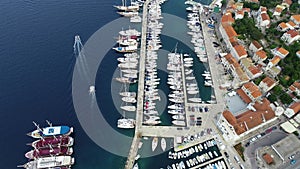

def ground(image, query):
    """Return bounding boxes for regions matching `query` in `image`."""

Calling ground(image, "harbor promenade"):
[124,0,149,168]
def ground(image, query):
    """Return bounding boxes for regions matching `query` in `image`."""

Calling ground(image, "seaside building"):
[238,82,262,103]
[221,53,250,88]
[266,55,281,71]
[219,98,276,141]
[259,76,277,93]
[281,29,300,45]
[283,102,300,118]
[232,44,248,61]
[240,58,263,79]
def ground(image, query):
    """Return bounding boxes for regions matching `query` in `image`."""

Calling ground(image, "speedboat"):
[172,120,185,126]
[188,98,202,103]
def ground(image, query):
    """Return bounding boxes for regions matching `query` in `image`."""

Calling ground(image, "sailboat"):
[152,137,158,151]
[114,0,140,11]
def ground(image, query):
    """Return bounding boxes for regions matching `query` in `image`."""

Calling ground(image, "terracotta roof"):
[235,98,275,134]
[275,6,283,13]
[237,89,252,104]
[223,110,237,125]
[251,40,262,49]
[286,29,299,38]
[255,50,267,60]
[278,22,288,29]
[248,65,261,75]
[224,53,238,64]
[237,10,244,16]
[287,21,297,27]
[270,56,281,65]
[261,13,270,21]
[290,102,300,114]
[234,45,248,58]
[297,51,300,55]
[277,47,289,56]
[221,13,235,25]
[284,0,293,5]
[290,82,300,92]
[261,76,276,87]
[260,6,267,13]
[263,154,274,164]
[230,37,239,46]
[291,15,300,23]
[223,25,238,38]
[243,8,251,13]
[243,82,262,99]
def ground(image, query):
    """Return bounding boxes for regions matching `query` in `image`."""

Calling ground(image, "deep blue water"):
[0,0,211,168]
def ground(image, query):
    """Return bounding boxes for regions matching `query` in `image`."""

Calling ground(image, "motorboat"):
[188,98,202,103]
[152,137,158,151]
[120,105,136,112]
[161,138,166,151]
[117,118,135,128]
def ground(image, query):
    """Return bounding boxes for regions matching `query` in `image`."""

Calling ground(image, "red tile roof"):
[223,25,238,38]
[284,0,293,5]
[286,29,299,38]
[287,21,296,27]
[261,76,276,87]
[270,56,281,65]
[263,154,274,164]
[278,22,288,29]
[255,50,267,60]
[248,65,261,75]
[277,47,289,56]
[290,102,300,114]
[237,89,252,104]
[291,15,300,23]
[224,53,238,64]
[234,45,248,58]
[251,40,262,49]
[223,98,275,135]
[243,82,262,99]
[261,13,270,21]
[221,13,235,25]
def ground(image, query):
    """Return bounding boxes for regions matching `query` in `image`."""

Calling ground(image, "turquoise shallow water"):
[0,0,212,168]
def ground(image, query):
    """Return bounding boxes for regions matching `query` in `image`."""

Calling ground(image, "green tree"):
[279,93,293,105]
[268,94,277,102]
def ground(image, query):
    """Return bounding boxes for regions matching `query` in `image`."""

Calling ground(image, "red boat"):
[30,136,74,149]
[25,146,73,159]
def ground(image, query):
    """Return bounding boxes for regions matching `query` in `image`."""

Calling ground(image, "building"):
[249,40,263,52]
[221,54,250,88]
[271,47,289,59]
[282,0,293,8]
[284,102,300,118]
[257,6,270,28]
[290,14,300,25]
[297,51,300,58]
[240,58,262,79]
[287,21,297,29]
[289,81,300,96]
[232,45,248,60]
[262,153,274,165]
[253,50,267,63]
[273,5,285,17]
[266,55,281,70]
[221,12,235,25]
[220,98,275,140]
[219,24,238,51]
[267,66,282,78]
[238,82,262,103]
[277,22,289,32]
[259,76,277,93]
[281,29,300,44]
[235,10,244,20]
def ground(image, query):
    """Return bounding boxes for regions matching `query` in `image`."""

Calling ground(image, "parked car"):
[224,151,229,158]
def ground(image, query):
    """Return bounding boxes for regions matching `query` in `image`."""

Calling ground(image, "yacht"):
[18,156,75,169]
[133,163,139,169]
[122,97,137,103]
[120,105,136,112]
[172,120,185,126]
[188,98,202,103]
[172,114,185,120]
[117,118,135,129]
[117,11,139,17]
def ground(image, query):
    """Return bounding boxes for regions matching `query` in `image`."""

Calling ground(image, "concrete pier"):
[124,0,149,168]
